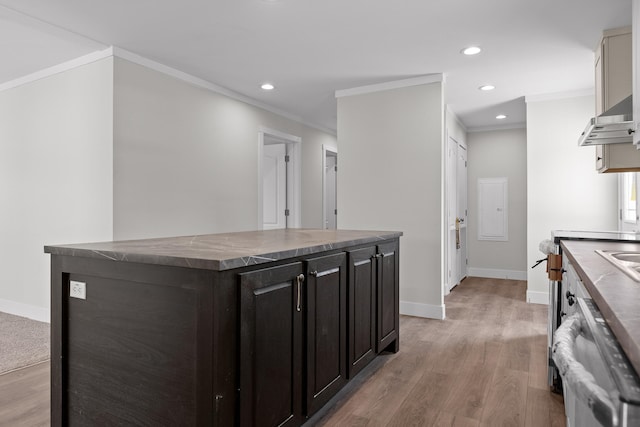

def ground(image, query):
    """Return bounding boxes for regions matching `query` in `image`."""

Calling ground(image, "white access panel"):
[478,177,508,241]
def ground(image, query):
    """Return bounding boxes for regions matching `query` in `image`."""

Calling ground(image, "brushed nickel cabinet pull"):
[296,274,305,312]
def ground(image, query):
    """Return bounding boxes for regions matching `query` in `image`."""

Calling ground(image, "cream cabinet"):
[595,27,632,115]
[596,143,640,173]
[594,27,640,172]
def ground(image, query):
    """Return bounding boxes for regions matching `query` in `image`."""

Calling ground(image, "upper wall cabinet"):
[596,26,632,115]
[594,26,640,173]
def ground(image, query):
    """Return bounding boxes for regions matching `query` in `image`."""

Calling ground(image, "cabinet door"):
[347,246,377,378]
[595,39,604,116]
[305,253,347,415]
[239,262,304,427]
[596,145,605,172]
[377,241,400,353]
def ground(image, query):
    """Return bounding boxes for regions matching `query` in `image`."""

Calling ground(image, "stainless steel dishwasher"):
[553,297,640,427]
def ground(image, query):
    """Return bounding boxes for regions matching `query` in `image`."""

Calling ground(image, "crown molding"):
[525,89,594,103]
[0,47,113,93]
[466,122,527,133]
[112,47,336,136]
[335,74,444,98]
[0,45,336,136]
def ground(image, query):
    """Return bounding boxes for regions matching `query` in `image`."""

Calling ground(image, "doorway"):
[323,145,338,229]
[446,135,468,293]
[258,127,301,230]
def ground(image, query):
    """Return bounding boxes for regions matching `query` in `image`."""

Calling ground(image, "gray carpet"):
[0,311,50,374]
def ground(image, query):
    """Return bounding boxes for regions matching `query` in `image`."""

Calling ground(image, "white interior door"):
[447,136,468,293]
[457,145,468,280]
[263,143,287,230]
[325,154,337,229]
[447,137,458,292]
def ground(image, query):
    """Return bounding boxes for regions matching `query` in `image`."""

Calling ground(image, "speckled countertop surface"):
[561,239,640,375]
[44,229,402,271]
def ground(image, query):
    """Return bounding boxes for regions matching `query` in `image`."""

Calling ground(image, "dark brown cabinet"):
[377,241,399,353]
[347,241,399,378]
[347,246,377,377]
[239,253,348,426]
[239,262,305,427]
[304,253,347,415]
[46,230,400,427]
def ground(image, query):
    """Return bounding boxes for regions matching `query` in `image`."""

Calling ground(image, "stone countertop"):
[560,239,640,376]
[44,229,402,271]
[553,230,640,243]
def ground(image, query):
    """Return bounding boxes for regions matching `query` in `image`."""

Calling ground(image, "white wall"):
[0,53,337,319]
[337,81,445,319]
[446,107,467,146]
[526,94,617,303]
[113,58,336,239]
[0,58,114,321]
[467,128,527,279]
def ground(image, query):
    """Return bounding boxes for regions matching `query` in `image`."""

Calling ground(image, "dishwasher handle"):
[552,313,619,427]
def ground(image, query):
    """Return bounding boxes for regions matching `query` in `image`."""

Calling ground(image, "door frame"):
[258,127,302,229]
[445,132,468,295]
[322,144,338,229]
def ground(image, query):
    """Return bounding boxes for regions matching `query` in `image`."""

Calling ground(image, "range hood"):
[578,95,634,146]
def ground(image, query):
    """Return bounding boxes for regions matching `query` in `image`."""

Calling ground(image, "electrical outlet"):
[70,280,86,300]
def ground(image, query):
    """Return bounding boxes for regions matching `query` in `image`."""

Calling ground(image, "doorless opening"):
[258,127,301,230]
[322,145,338,229]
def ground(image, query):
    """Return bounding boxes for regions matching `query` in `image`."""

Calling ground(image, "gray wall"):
[467,128,527,277]
[0,58,114,320]
[337,82,445,318]
[113,58,336,239]
[526,94,617,303]
[0,54,337,319]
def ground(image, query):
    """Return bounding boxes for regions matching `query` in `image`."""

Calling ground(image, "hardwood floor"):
[315,277,566,426]
[0,277,565,426]
[0,361,49,427]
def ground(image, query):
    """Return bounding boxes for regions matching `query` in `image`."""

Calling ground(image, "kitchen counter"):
[44,228,402,271]
[553,229,640,243]
[45,228,401,426]
[561,239,640,375]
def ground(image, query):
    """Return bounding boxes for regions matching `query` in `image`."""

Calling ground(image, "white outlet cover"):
[70,280,86,300]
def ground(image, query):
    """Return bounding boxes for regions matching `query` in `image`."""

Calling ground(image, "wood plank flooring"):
[0,277,565,426]
[0,361,49,427]
[315,277,566,426]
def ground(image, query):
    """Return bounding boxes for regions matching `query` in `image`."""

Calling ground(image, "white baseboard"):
[400,301,445,320]
[467,267,527,281]
[0,298,50,323]
[526,290,549,305]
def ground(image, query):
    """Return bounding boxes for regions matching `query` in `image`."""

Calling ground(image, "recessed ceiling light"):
[261,83,275,90]
[461,46,482,55]
[496,114,507,120]
[479,85,495,91]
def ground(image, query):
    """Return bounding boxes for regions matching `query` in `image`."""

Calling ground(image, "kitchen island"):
[45,229,402,426]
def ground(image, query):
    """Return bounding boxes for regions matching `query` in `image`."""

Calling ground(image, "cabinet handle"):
[597,156,602,161]
[296,274,305,312]
[309,270,318,277]
[629,128,635,135]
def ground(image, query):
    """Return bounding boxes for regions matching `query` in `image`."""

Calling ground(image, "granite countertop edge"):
[44,229,403,271]
[560,239,640,377]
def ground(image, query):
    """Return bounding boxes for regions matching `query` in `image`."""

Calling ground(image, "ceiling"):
[0,0,633,133]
